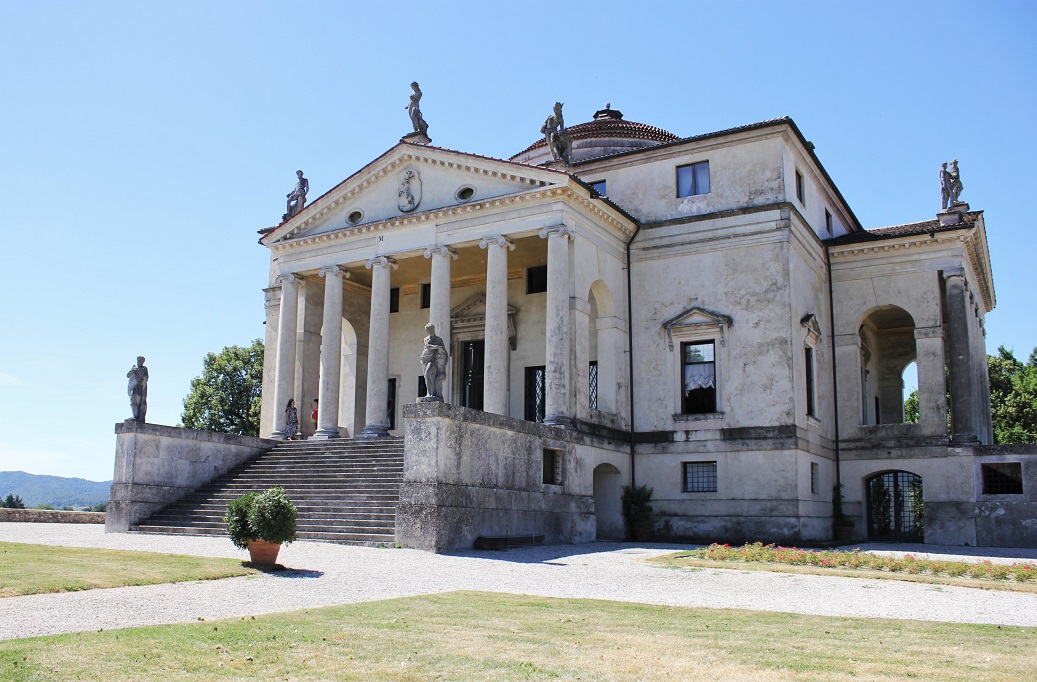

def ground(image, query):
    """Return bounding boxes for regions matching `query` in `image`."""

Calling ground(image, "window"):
[681,341,716,414]
[982,463,1024,495]
[525,366,546,422]
[683,461,718,492]
[386,378,397,430]
[795,169,805,204]
[588,361,598,410]
[825,209,833,236]
[389,287,400,313]
[805,347,816,418]
[810,462,819,495]
[543,448,563,485]
[526,265,547,294]
[590,180,606,196]
[419,283,431,309]
[418,375,427,399]
[677,161,710,197]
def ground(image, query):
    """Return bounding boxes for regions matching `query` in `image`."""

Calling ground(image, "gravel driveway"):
[3,522,1037,641]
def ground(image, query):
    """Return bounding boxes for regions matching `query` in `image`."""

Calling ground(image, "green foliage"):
[2,493,25,509]
[621,484,654,539]
[32,504,55,510]
[903,389,919,423]
[988,346,1037,444]
[180,339,264,436]
[224,488,297,549]
[90,502,107,512]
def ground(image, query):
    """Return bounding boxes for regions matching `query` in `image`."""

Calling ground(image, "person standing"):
[310,398,319,432]
[284,399,299,440]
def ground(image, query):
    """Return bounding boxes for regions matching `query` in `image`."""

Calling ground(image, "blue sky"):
[1,1,1034,482]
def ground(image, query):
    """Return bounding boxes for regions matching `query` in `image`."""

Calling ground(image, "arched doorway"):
[593,464,623,540]
[866,471,924,542]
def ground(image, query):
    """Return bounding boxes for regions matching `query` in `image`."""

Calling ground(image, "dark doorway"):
[461,340,485,410]
[866,471,924,542]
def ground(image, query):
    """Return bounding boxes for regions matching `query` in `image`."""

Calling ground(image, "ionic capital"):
[944,267,966,282]
[479,235,515,251]
[365,255,399,271]
[274,273,300,287]
[319,265,350,279]
[538,225,573,240]
[424,245,459,260]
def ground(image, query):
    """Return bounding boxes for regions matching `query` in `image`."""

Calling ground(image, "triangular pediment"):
[662,306,733,350]
[451,293,520,350]
[801,313,823,345]
[262,143,568,246]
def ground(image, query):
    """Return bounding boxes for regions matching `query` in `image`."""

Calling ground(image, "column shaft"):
[542,226,573,425]
[313,266,347,439]
[425,246,457,401]
[271,274,300,438]
[946,272,978,443]
[358,257,396,437]
[481,237,513,415]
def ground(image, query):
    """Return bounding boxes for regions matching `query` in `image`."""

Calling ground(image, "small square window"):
[389,287,400,313]
[590,180,606,196]
[982,463,1024,495]
[825,209,833,236]
[683,461,717,492]
[526,265,548,294]
[677,161,710,197]
[543,448,563,485]
[795,170,805,204]
[419,283,431,309]
[810,462,819,495]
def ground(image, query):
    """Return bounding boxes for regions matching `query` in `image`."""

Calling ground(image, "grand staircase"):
[129,438,405,545]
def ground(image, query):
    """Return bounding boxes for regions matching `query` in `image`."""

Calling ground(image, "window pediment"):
[662,306,732,350]
[451,293,520,350]
[801,313,823,347]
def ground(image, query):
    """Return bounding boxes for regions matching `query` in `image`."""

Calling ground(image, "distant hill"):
[0,472,111,508]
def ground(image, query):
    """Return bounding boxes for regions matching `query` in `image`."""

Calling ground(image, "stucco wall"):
[106,421,275,532]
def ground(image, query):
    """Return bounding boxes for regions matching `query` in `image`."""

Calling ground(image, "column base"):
[356,424,390,439]
[951,433,980,446]
[310,428,341,440]
[543,415,575,428]
[270,430,287,440]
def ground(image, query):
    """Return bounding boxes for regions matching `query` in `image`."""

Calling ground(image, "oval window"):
[455,186,476,202]
[347,210,364,225]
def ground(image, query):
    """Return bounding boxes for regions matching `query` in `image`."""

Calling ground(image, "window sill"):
[674,412,723,423]
[806,415,821,428]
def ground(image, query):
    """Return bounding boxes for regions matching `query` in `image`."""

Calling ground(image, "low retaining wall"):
[0,508,105,524]
[106,420,276,532]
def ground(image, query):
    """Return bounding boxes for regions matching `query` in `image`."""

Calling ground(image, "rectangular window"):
[825,209,833,236]
[810,462,819,494]
[795,169,805,204]
[982,463,1024,495]
[590,180,606,196]
[588,361,598,410]
[526,265,548,294]
[389,287,400,313]
[681,340,716,414]
[543,448,563,485]
[525,365,546,422]
[683,461,718,492]
[805,347,816,418]
[419,283,431,309]
[677,161,710,197]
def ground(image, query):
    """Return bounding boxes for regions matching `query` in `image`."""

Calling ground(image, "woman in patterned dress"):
[284,399,300,440]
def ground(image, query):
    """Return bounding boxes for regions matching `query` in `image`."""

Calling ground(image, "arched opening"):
[593,463,623,540]
[902,361,919,422]
[866,471,924,542]
[858,306,917,425]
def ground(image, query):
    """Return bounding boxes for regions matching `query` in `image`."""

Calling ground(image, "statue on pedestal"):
[419,323,448,402]
[406,82,429,138]
[127,356,149,422]
[541,102,572,165]
[284,170,309,221]
[940,159,964,210]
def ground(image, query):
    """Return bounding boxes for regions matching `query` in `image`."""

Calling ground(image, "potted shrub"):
[225,487,297,565]
[622,484,654,541]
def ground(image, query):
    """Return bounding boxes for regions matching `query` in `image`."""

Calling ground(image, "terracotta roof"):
[825,211,981,246]
[514,106,680,156]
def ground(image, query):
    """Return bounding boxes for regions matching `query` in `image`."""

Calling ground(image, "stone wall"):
[106,420,275,532]
[0,508,105,524]
[398,402,627,552]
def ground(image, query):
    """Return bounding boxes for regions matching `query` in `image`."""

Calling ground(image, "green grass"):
[0,591,1033,681]
[648,543,1037,593]
[0,542,255,597]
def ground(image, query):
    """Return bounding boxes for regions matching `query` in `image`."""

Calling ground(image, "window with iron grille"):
[525,366,546,422]
[543,448,563,485]
[419,283,431,309]
[526,265,547,294]
[589,361,598,410]
[682,461,717,492]
[982,463,1024,495]
[810,462,819,495]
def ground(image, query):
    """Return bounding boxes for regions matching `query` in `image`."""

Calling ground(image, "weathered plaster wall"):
[106,421,274,532]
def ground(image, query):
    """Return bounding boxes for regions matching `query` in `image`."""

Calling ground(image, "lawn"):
[0,542,255,597]
[0,591,1032,681]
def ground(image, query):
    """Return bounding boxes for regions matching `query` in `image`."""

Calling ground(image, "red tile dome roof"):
[512,105,680,159]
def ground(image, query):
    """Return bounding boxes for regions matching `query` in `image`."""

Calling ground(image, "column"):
[480,236,514,415]
[358,256,397,438]
[945,270,978,444]
[540,226,573,426]
[313,265,348,439]
[913,326,949,438]
[424,245,458,401]
[271,273,300,439]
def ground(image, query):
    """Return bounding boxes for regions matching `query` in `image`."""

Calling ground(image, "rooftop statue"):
[541,101,572,165]
[284,170,309,221]
[406,82,429,138]
[127,356,149,422]
[940,159,964,210]
[418,323,448,402]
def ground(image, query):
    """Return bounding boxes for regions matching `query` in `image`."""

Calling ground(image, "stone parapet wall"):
[0,508,105,524]
[106,420,276,533]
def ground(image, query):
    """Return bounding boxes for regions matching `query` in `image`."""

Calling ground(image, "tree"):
[904,390,920,423]
[988,346,1037,444]
[181,339,264,436]
[2,494,25,509]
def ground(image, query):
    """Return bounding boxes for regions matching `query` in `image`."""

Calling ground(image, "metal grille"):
[525,366,545,422]
[810,462,819,494]
[867,471,924,542]
[682,461,717,492]
[982,463,1024,495]
[588,361,598,410]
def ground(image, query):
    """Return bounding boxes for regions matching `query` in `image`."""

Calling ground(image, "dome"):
[510,104,680,166]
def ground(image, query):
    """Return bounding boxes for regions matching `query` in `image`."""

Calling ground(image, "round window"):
[455,186,476,202]
[347,210,364,225]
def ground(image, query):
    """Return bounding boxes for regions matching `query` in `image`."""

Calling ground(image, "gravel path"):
[3,523,1037,641]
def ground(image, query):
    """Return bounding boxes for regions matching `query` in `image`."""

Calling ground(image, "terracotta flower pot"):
[246,539,281,565]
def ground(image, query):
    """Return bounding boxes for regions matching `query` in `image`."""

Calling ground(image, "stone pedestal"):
[402,132,431,145]
[937,202,969,226]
